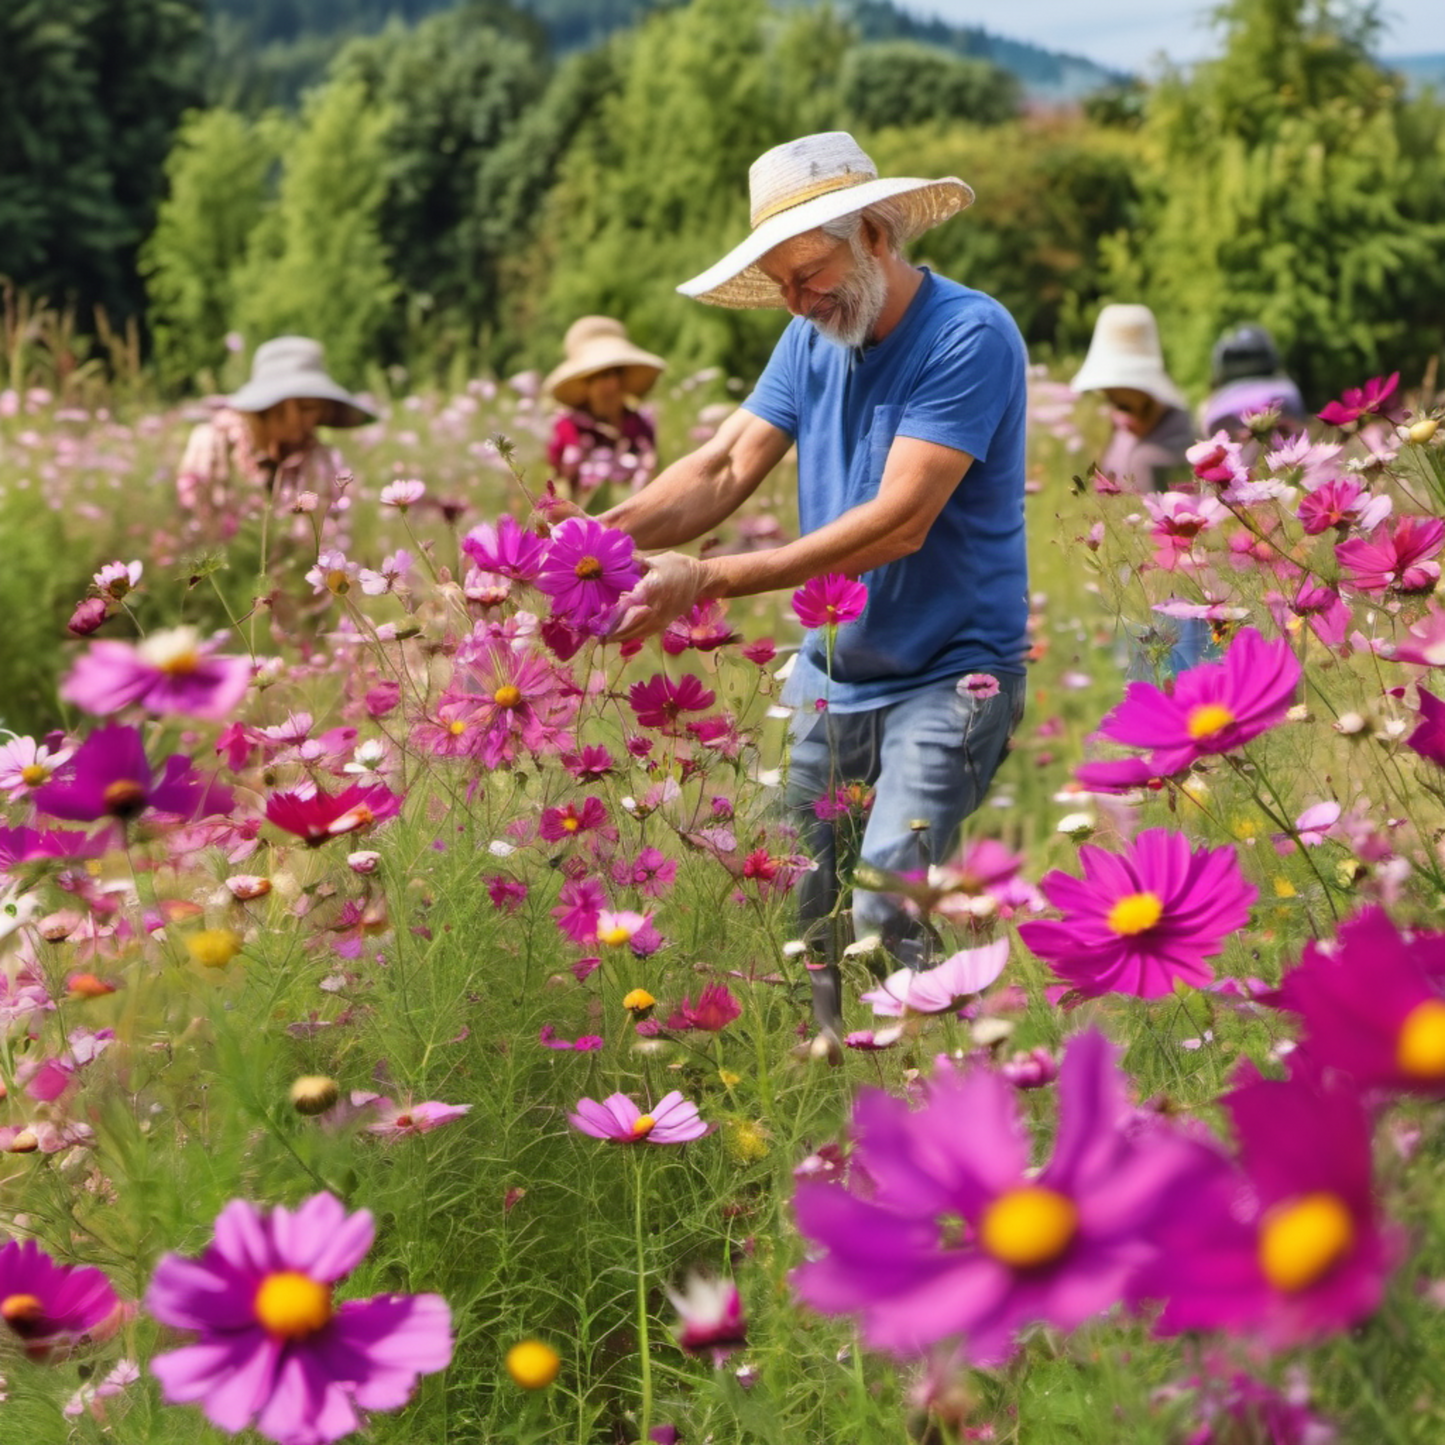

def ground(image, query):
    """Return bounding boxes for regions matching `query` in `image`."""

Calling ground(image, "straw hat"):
[228,337,375,427]
[544,318,666,409]
[677,132,974,310]
[1070,305,1187,410]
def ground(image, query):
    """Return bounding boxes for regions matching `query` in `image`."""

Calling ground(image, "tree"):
[840,41,1020,131]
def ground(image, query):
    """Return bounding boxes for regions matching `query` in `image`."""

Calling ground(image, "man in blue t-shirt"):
[590,132,1029,1055]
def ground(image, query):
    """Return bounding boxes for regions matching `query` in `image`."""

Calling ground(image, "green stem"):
[633,1151,654,1441]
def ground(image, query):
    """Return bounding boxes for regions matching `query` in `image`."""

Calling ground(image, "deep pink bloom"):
[1018,829,1256,998]
[791,573,867,630]
[1186,433,1249,488]
[741,637,777,667]
[1275,907,1445,1094]
[265,783,402,845]
[1391,604,1445,667]
[1407,685,1445,766]
[552,876,607,945]
[861,940,1010,1016]
[1094,627,1300,776]
[1132,1065,1397,1347]
[0,823,111,870]
[363,1101,471,1138]
[534,517,641,630]
[628,673,716,731]
[610,846,677,898]
[662,599,739,655]
[34,724,233,823]
[1295,478,1390,537]
[667,1274,747,1358]
[561,745,616,781]
[665,983,742,1032]
[1317,372,1399,427]
[146,1193,453,1445]
[486,875,528,912]
[460,515,548,583]
[453,638,579,767]
[62,629,251,720]
[0,1238,121,1355]
[539,795,611,843]
[1181,1369,1337,1445]
[538,1026,604,1052]
[792,1030,1213,1363]
[568,1090,708,1145]
[1336,516,1445,594]
[68,597,109,636]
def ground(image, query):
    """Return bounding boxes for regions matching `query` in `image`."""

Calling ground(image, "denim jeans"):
[783,672,1026,1038]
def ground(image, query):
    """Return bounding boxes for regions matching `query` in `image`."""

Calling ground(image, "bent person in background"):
[576,132,1030,1053]
[1200,323,1310,443]
[177,336,374,543]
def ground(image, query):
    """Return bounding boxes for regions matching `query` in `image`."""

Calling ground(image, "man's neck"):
[870,257,925,344]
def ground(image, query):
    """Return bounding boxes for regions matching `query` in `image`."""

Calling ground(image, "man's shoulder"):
[912,275,1025,358]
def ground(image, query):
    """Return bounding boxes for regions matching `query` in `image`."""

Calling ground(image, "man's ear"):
[860,217,884,255]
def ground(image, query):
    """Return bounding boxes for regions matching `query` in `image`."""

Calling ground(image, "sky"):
[903,2,1441,72]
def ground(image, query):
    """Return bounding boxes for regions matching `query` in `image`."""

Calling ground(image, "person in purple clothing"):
[1200,324,1309,442]
[559,132,1030,1054]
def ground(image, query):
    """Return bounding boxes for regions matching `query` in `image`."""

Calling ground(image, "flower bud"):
[1408,418,1439,445]
[289,1075,340,1116]
[225,875,272,902]
[67,597,109,636]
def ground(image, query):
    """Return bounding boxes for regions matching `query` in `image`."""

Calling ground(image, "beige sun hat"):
[227,336,375,427]
[544,317,666,409]
[1070,305,1188,410]
[677,132,974,310]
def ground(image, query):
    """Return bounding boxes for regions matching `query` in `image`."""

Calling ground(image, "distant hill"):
[1384,53,1445,92]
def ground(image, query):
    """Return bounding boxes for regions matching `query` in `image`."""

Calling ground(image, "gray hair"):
[819,197,909,253]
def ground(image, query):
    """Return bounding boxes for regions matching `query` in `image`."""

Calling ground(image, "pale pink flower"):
[0,735,74,801]
[379,479,426,509]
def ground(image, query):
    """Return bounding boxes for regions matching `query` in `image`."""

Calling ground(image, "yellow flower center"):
[326,569,351,595]
[1396,998,1445,1078]
[448,719,468,736]
[0,1294,43,1331]
[103,778,147,814]
[493,685,522,709]
[1187,702,1236,740]
[631,1115,656,1138]
[137,625,204,675]
[506,1339,561,1389]
[979,1186,1079,1269]
[562,817,580,832]
[1107,891,1164,936]
[574,556,604,580]
[254,1271,334,1339]
[19,764,48,786]
[1258,1192,1355,1293]
[623,988,655,1012]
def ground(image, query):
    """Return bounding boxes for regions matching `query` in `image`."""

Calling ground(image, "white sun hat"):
[543,317,666,408]
[677,132,974,310]
[1069,304,1187,410]
[227,336,376,427]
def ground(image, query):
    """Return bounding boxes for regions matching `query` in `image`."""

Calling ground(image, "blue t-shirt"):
[743,269,1029,712]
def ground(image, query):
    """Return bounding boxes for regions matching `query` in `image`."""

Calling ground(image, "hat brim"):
[545,347,666,408]
[1069,357,1188,412]
[677,176,974,310]
[227,374,376,428]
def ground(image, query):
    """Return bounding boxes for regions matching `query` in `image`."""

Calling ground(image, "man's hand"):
[609,553,710,642]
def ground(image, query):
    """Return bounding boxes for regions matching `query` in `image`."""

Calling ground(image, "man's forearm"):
[597,453,735,551]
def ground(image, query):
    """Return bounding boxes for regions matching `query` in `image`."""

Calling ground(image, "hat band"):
[750,171,874,229]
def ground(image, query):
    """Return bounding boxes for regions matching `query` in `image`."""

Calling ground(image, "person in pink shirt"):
[544,317,664,507]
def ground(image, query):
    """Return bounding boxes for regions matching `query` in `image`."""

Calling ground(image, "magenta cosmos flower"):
[1275,906,1445,1095]
[534,517,641,630]
[1131,1065,1397,1348]
[1407,685,1445,766]
[265,783,402,846]
[460,515,548,583]
[1335,516,1445,595]
[33,724,233,824]
[146,1193,453,1445]
[1317,371,1399,427]
[667,1273,747,1359]
[664,983,742,1032]
[628,673,716,732]
[569,1090,708,1144]
[0,1238,122,1356]
[454,637,579,768]
[61,628,251,721]
[1018,829,1256,999]
[791,573,867,630]
[1093,627,1300,776]
[792,1030,1214,1364]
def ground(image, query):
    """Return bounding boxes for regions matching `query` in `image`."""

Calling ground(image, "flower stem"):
[633,1150,653,1441]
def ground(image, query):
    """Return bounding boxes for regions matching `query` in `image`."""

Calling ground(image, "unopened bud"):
[1408,418,1439,445]
[289,1076,340,1116]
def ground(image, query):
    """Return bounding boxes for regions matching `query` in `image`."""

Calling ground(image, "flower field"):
[3,365,1445,1445]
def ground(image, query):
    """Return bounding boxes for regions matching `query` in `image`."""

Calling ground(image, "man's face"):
[759,227,888,349]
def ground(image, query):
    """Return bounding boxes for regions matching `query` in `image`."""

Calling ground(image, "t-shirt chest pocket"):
[860,404,904,497]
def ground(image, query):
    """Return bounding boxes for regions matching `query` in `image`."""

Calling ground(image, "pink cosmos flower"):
[363,1100,471,1138]
[0,734,73,800]
[453,638,578,768]
[534,516,641,631]
[305,549,360,597]
[1018,829,1256,998]
[552,876,607,945]
[1317,372,1399,427]
[662,600,739,655]
[741,637,777,666]
[667,1274,747,1359]
[568,1090,708,1145]
[792,1030,1214,1364]
[611,846,677,898]
[358,549,412,596]
[792,573,868,630]
[265,783,402,845]
[861,939,1010,1017]
[1295,478,1391,537]
[1093,627,1300,777]
[62,627,251,721]
[1335,516,1445,594]
[1406,685,1445,766]
[628,673,716,732]
[958,673,1000,699]
[379,478,426,509]
[146,1193,453,1445]
[486,875,528,912]
[1186,433,1249,488]
[539,796,611,843]
[0,1239,122,1356]
[595,908,664,956]
[561,745,616,781]
[1391,604,1445,666]
[460,515,548,583]
[665,983,742,1032]
[93,559,143,600]
[1131,1065,1397,1348]
[1271,579,1351,649]
[538,1026,604,1052]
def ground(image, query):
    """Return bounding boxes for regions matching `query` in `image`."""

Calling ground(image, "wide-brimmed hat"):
[544,317,666,409]
[1070,305,1187,410]
[677,132,974,310]
[227,337,376,428]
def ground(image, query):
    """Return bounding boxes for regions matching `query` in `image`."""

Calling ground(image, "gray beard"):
[810,247,888,350]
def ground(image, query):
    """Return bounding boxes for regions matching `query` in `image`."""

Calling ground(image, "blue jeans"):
[783,673,1026,1036]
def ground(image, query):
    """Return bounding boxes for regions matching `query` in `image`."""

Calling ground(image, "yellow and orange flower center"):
[979,1186,1079,1269]
[562,817,580,832]
[0,1294,44,1332]
[623,988,655,1012]
[493,685,522,709]
[599,925,632,947]
[138,626,204,676]
[1258,1192,1354,1293]
[393,1113,414,1129]
[574,556,604,581]
[325,569,351,595]
[1107,891,1164,936]
[631,1114,656,1138]
[1187,702,1236,741]
[103,779,147,814]
[1396,998,1445,1078]
[20,764,48,786]
[448,719,468,736]
[254,1271,334,1339]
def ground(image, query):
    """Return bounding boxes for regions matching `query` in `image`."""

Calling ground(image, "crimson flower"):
[628,673,716,732]
[539,795,611,843]
[265,783,402,845]
[791,573,867,630]
[1295,478,1390,537]
[1407,686,1445,766]
[665,983,741,1032]
[662,600,739,655]
[1335,516,1445,595]
[1317,372,1399,427]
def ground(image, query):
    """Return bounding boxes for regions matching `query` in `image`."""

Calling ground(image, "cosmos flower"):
[1018,829,1256,998]
[0,823,110,870]
[1336,516,1445,594]
[595,909,664,957]
[568,1091,708,1145]
[1093,628,1300,777]
[1317,372,1399,427]
[1390,604,1445,667]
[0,734,74,801]
[1295,478,1391,537]
[791,573,867,630]
[460,515,548,584]
[627,673,716,732]
[792,1030,1213,1364]
[1406,686,1445,767]
[860,939,1011,1017]
[362,1100,472,1139]
[662,599,739,655]
[665,983,742,1032]
[534,517,641,631]
[539,796,611,843]
[146,1193,453,1445]
[0,1239,122,1356]
[667,1274,747,1359]
[552,877,607,946]
[265,783,403,845]
[453,637,579,768]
